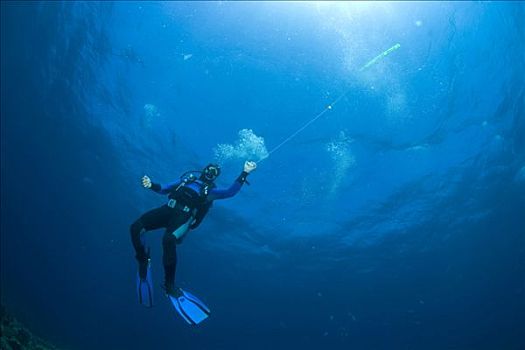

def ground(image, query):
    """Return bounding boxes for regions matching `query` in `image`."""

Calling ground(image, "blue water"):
[1,2,524,349]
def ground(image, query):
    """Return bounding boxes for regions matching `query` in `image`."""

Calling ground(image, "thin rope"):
[258,89,350,163]
[258,43,401,164]
[258,44,401,163]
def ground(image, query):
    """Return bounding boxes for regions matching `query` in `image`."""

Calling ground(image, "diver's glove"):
[142,175,161,191]
[244,161,257,173]
[237,161,257,184]
[142,175,152,188]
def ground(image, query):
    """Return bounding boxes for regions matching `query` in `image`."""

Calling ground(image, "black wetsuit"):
[130,171,249,288]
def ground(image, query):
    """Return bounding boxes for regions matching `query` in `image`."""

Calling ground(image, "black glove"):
[150,182,161,192]
[237,171,250,185]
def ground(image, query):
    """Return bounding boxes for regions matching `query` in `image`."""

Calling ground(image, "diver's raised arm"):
[208,161,257,200]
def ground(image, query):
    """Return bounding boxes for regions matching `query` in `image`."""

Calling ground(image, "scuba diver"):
[130,161,257,324]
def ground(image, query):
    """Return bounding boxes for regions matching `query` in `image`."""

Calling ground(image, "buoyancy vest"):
[168,176,214,209]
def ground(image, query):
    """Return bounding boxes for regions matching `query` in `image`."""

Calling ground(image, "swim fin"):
[136,259,154,308]
[167,288,211,325]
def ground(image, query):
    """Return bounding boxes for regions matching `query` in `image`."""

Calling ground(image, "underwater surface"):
[1,1,524,349]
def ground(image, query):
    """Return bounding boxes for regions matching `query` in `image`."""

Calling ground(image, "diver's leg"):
[162,213,190,292]
[130,206,170,261]
[162,230,178,292]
